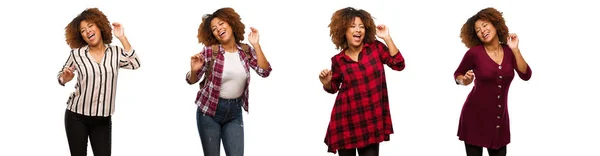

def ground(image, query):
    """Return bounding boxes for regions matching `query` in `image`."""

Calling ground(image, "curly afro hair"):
[460,7,509,48]
[328,7,377,50]
[65,8,112,48]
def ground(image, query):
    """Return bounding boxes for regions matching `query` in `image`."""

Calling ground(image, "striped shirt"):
[57,44,140,117]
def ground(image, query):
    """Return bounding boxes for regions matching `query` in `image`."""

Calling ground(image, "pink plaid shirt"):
[186,44,272,116]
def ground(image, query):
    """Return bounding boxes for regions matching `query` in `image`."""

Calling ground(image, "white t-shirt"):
[219,51,248,99]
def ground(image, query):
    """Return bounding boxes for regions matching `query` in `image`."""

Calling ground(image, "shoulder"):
[69,48,79,53]
[364,40,385,49]
[501,44,513,55]
[69,47,85,55]
[372,40,385,46]
[202,44,219,55]
[466,45,484,55]
[330,51,345,64]
[105,45,124,52]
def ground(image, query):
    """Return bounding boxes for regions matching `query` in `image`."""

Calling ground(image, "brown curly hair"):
[198,7,245,46]
[65,8,112,48]
[460,7,509,48]
[329,7,377,50]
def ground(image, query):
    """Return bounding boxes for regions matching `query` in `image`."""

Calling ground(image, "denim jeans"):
[197,98,244,156]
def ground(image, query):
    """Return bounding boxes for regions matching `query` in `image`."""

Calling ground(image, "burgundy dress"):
[453,45,532,149]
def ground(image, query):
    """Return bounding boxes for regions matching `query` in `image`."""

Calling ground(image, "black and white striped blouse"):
[57,44,140,117]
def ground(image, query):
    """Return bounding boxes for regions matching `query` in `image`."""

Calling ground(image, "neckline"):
[482,45,505,66]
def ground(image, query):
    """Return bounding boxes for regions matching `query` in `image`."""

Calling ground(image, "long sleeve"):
[186,46,211,84]
[454,49,475,85]
[511,51,532,81]
[58,50,75,86]
[324,57,342,94]
[248,46,272,78]
[377,41,405,71]
[118,47,140,70]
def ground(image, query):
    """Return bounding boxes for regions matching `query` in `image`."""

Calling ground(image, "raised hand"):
[248,27,260,46]
[61,66,76,83]
[375,24,390,40]
[319,69,333,86]
[112,22,125,38]
[190,53,205,72]
[507,33,519,51]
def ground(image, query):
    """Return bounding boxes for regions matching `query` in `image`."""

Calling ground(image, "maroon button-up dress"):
[323,41,405,153]
[453,45,532,149]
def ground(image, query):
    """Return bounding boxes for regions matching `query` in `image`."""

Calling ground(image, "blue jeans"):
[197,98,244,156]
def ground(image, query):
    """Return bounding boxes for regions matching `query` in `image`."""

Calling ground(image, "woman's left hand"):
[507,33,519,51]
[112,22,126,38]
[248,27,260,46]
[376,24,390,40]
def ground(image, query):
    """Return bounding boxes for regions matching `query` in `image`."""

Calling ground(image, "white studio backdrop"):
[0,0,598,155]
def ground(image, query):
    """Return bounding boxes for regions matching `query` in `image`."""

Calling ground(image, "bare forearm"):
[512,49,529,73]
[253,44,270,69]
[188,71,200,84]
[323,82,332,90]
[383,37,399,56]
[117,36,132,52]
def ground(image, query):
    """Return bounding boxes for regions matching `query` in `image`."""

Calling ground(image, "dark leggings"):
[64,109,112,156]
[338,143,379,156]
[465,143,506,156]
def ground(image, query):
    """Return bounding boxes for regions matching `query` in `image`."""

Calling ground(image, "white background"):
[1,0,599,155]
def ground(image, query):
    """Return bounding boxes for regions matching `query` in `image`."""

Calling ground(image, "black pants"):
[465,143,506,156]
[338,143,379,156]
[64,110,112,156]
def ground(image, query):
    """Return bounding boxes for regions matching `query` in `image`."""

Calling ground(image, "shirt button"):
[497,95,501,99]
[499,76,503,79]
[498,66,502,69]
[498,85,502,88]
[497,116,501,119]
[498,105,502,108]
[496,125,500,128]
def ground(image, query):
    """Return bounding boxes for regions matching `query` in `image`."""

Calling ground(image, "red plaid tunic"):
[323,40,405,153]
[186,44,272,116]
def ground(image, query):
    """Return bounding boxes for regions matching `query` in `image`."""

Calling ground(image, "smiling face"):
[345,16,365,48]
[210,17,234,44]
[79,20,103,47]
[474,19,498,44]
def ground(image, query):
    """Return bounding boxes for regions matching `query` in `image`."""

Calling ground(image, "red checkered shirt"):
[187,44,272,116]
[323,40,405,153]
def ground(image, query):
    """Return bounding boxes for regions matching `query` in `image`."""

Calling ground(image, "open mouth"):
[88,32,96,41]
[219,30,226,38]
[352,34,362,41]
[483,32,489,39]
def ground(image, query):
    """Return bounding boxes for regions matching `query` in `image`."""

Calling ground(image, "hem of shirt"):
[326,134,391,153]
[458,137,510,150]
[66,108,112,117]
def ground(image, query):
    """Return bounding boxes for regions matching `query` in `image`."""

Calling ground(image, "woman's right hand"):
[460,70,475,85]
[319,69,332,86]
[190,53,204,73]
[61,66,76,83]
